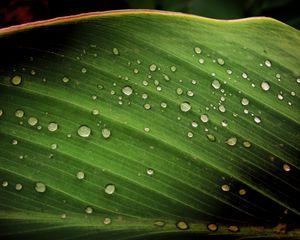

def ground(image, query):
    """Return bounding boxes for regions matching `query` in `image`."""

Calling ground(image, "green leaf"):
[0,10,300,239]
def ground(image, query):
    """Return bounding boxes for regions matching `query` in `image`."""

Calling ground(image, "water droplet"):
[207,134,216,142]
[28,117,38,126]
[35,182,46,193]
[85,206,93,214]
[149,64,157,72]
[283,163,291,172]
[212,80,221,89]
[15,109,24,118]
[198,58,205,64]
[51,143,57,150]
[176,220,189,230]
[2,181,8,187]
[228,225,239,233]
[200,114,209,123]
[187,132,193,138]
[261,81,270,91]
[180,102,191,112]
[133,68,139,74]
[92,109,100,115]
[191,121,198,128]
[12,139,18,145]
[146,168,154,175]
[102,128,111,139]
[277,94,284,100]
[218,105,226,113]
[61,213,67,219]
[122,86,133,96]
[15,183,23,191]
[154,221,165,227]
[243,141,251,148]
[160,102,167,108]
[77,125,91,138]
[48,122,58,132]
[221,184,230,192]
[142,93,148,99]
[297,78,300,84]
[81,68,87,74]
[163,74,170,81]
[144,103,151,110]
[227,69,233,75]
[144,127,150,133]
[226,137,237,146]
[76,171,85,180]
[239,189,246,195]
[30,70,36,75]
[103,217,112,225]
[207,223,218,232]
[170,66,177,72]
[221,120,228,127]
[276,73,281,79]
[62,76,69,83]
[217,58,225,65]
[241,98,249,106]
[176,88,183,95]
[194,47,202,54]
[11,75,22,85]
[112,48,119,55]
[242,73,248,79]
[187,90,194,97]
[105,184,115,195]
[254,116,261,124]
[264,60,272,68]
[291,91,295,96]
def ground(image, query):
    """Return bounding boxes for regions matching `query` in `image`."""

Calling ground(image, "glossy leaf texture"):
[0,10,300,240]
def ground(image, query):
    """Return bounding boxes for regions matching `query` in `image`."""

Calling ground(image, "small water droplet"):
[277,94,284,100]
[207,223,218,232]
[187,131,193,138]
[105,184,115,195]
[194,47,202,54]
[144,127,150,132]
[133,68,139,74]
[28,116,38,126]
[15,109,24,118]
[207,134,216,142]
[180,102,191,112]
[296,78,300,84]
[163,74,170,81]
[226,137,237,146]
[243,141,251,148]
[92,109,100,115]
[221,184,230,192]
[51,143,58,150]
[35,182,46,193]
[264,60,272,68]
[154,220,165,227]
[261,81,270,91]
[242,73,248,79]
[112,48,119,55]
[241,98,249,106]
[61,213,67,219]
[221,120,228,127]
[144,103,151,110]
[146,168,154,175]
[62,76,70,83]
[291,91,295,96]
[11,75,22,86]
[81,68,87,74]
[254,116,261,124]
[12,139,18,145]
[176,220,189,230]
[160,102,167,108]
[200,114,209,123]
[103,217,112,225]
[212,80,221,89]
[191,121,198,128]
[218,105,226,113]
[85,206,93,214]
[77,125,91,138]
[176,88,183,95]
[122,86,133,96]
[142,93,148,99]
[2,181,8,187]
[48,122,58,132]
[239,189,246,195]
[76,171,85,180]
[217,58,225,65]
[227,69,233,75]
[283,163,291,172]
[102,128,111,139]
[15,183,23,191]
[149,64,157,72]
[228,225,239,233]
[170,66,177,72]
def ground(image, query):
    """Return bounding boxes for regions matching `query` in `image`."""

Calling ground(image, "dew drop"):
[218,105,226,113]
[212,80,221,89]
[261,81,270,91]
[200,114,209,123]
[239,189,247,195]
[187,132,193,138]
[112,48,119,55]
[241,98,249,106]
[77,125,91,138]
[242,73,248,79]
[207,223,218,232]
[154,221,165,227]
[146,168,154,176]
[163,74,170,81]
[2,181,8,187]
[170,66,177,72]
[61,213,67,219]
[102,128,111,139]
[133,68,139,74]
[48,122,58,132]
[297,78,300,84]
[142,93,148,99]
[160,102,167,108]
[217,58,225,65]
[207,134,216,142]
[226,137,237,146]
[81,68,87,74]
[283,163,291,172]
[122,86,133,96]
[92,109,100,115]
[15,183,23,191]
[149,64,157,72]
[0,109,3,117]
[62,76,70,83]
[105,184,115,195]
[15,109,24,118]
[228,225,239,233]
[11,75,22,86]
[254,116,261,124]
[28,117,38,126]
[194,47,202,54]
[264,60,272,68]
[221,120,228,127]
[144,103,151,110]
[191,121,198,128]
[221,184,230,192]
[85,206,93,214]
[35,182,46,193]
[243,141,251,148]
[144,127,150,133]
[227,69,233,75]
[277,94,284,100]
[176,220,189,230]
[76,171,85,180]
[176,88,183,95]
[12,139,18,145]
[180,102,191,112]
[103,217,112,225]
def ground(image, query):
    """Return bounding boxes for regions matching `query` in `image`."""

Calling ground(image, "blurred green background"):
[0,0,299,29]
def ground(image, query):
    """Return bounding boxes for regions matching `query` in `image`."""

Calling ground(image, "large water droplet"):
[102,128,111,139]
[176,88,183,95]
[176,221,189,230]
[15,109,24,118]
[28,117,38,126]
[212,80,221,89]
[194,47,202,54]
[76,171,85,180]
[217,58,225,65]
[85,206,93,214]
[221,184,230,192]
[200,114,209,123]
[241,98,249,106]
[180,102,191,112]
[15,183,23,191]
[35,182,46,193]
[105,184,115,195]
[11,75,22,86]
[48,122,58,132]
[261,81,270,91]
[77,125,91,138]
[226,137,237,146]
[149,64,157,72]
[122,86,133,96]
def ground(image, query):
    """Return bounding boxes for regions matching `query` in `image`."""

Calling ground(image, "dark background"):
[0,0,299,29]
